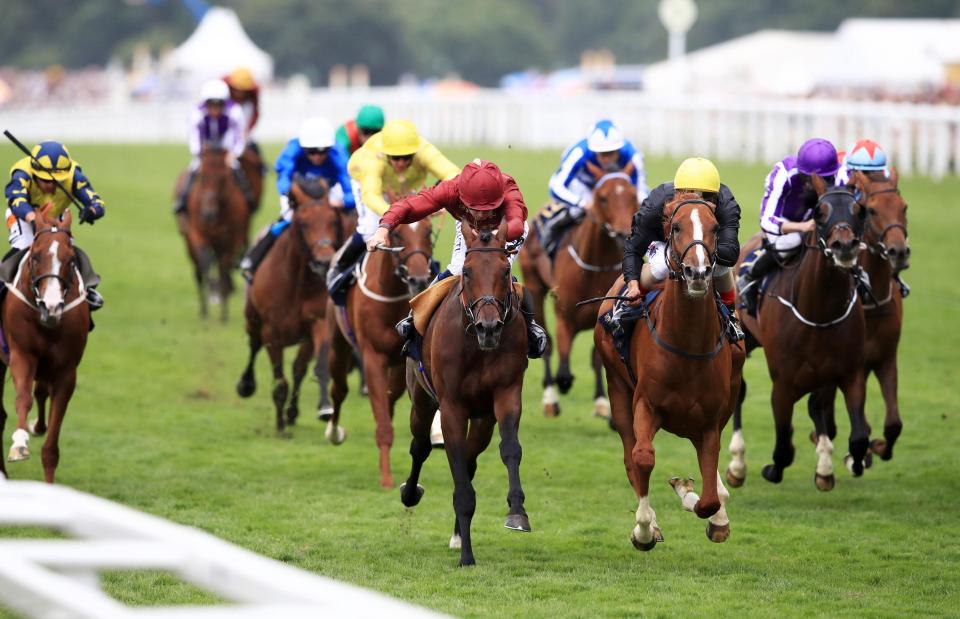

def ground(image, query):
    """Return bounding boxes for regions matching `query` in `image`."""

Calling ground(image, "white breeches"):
[765,231,803,256]
[353,183,382,241]
[6,209,32,250]
[645,241,732,282]
[446,220,528,276]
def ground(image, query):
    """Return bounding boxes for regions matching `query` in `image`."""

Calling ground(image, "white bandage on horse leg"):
[11,428,29,448]
[710,471,731,527]
[815,435,834,477]
[633,496,655,543]
[728,429,746,478]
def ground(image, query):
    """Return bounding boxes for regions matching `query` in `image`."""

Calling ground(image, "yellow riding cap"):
[227,67,256,90]
[674,157,720,193]
[380,120,425,157]
[29,141,76,183]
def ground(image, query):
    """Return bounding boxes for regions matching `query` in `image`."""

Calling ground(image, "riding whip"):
[575,295,634,307]
[3,129,89,224]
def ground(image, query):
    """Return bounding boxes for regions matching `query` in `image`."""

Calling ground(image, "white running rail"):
[0,480,448,619]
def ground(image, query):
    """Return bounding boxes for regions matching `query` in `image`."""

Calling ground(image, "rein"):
[566,244,622,272]
[6,236,86,316]
[357,252,415,303]
[643,294,725,361]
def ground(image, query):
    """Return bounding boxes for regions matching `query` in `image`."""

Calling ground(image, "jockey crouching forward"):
[240,117,354,280]
[537,119,649,257]
[738,138,840,315]
[325,119,460,299]
[335,105,385,155]
[173,79,253,225]
[367,159,548,359]
[2,140,104,309]
[622,157,743,342]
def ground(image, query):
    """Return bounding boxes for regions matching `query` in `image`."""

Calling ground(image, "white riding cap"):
[586,120,626,153]
[299,117,335,149]
[200,79,230,102]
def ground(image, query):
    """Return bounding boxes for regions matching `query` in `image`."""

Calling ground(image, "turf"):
[0,142,957,618]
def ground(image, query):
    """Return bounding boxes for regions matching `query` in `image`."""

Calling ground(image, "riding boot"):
[173,169,197,216]
[520,287,547,359]
[724,301,745,342]
[538,206,580,257]
[232,166,256,212]
[737,249,778,316]
[240,229,278,283]
[74,248,103,311]
[326,233,366,293]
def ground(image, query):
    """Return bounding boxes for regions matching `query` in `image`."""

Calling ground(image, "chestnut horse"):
[1,207,90,483]
[236,177,347,433]
[595,194,744,550]
[325,220,435,487]
[519,173,637,418]
[239,144,264,212]
[399,221,530,567]
[726,179,869,491]
[184,146,251,322]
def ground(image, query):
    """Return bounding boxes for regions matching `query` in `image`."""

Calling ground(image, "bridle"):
[459,246,517,333]
[861,186,909,258]
[590,172,634,241]
[808,189,865,259]
[386,229,433,286]
[6,226,85,316]
[294,199,341,270]
[665,199,717,281]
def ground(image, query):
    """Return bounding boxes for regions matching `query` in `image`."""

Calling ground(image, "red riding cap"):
[459,160,505,211]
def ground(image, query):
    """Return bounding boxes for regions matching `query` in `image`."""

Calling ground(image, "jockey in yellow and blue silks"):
[239,117,355,281]
[2,140,105,309]
[536,119,649,256]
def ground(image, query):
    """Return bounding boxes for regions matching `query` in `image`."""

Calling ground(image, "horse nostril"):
[904,247,912,258]
[683,266,694,279]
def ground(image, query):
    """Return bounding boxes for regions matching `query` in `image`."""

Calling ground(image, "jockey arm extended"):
[5,168,104,222]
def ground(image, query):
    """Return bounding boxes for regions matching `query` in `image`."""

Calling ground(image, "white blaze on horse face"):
[690,208,706,267]
[409,220,420,231]
[41,240,64,307]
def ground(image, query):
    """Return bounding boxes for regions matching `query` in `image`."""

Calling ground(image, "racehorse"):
[184,145,251,322]
[239,144,264,212]
[595,193,744,550]
[325,219,435,487]
[1,207,90,483]
[399,221,530,566]
[519,172,637,418]
[726,178,869,491]
[236,176,347,434]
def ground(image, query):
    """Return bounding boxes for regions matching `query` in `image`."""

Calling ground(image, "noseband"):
[862,187,908,257]
[460,246,516,332]
[5,227,85,315]
[393,247,432,285]
[812,190,864,258]
[665,199,717,281]
[591,173,634,241]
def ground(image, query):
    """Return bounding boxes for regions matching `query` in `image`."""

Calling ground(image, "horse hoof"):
[458,557,476,567]
[449,534,462,549]
[400,482,425,507]
[317,405,334,421]
[380,477,395,489]
[592,397,610,419]
[725,466,745,488]
[761,464,783,484]
[236,378,256,398]
[808,430,818,445]
[28,420,46,437]
[814,473,835,491]
[7,446,29,462]
[504,514,532,532]
[543,402,561,418]
[325,424,346,445]
[869,438,889,460]
[286,408,299,426]
[843,454,865,477]
[556,375,574,394]
[360,384,369,397]
[630,528,659,551]
[706,522,730,543]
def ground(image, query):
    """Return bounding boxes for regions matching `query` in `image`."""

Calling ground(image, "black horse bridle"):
[861,186,908,258]
[665,199,718,281]
[386,230,433,285]
[293,199,341,272]
[460,246,517,332]
[810,189,866,259]
[28,227,76,302]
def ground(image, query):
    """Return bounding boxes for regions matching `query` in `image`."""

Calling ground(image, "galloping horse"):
[184,145,251,321]
[726,178,869,491]
[236,177,347,433]
[1,207,90,483]
[595,193,744,550]
[239,144,264,212]
[519,172,637,417]
[325,219,435,487]
[399,221,530,566]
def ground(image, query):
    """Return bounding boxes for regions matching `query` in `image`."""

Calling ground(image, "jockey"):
[837,138,890,187]
[326,119,460,297]
[622,157,743,342]
[2,140,104,309]
[174,79,252,220]
[368,159,548,359]
[738,138,841,315]
[537,119,649,256]
[223,66,262,154]
[335,105,385,155]
[239,117,354,281]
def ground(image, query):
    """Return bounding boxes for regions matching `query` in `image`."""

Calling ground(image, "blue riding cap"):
[845,139,888,171]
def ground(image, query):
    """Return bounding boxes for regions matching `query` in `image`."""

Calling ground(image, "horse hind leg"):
[31,383,49,436]
[266,343,289,435]
[41,370,77,484]
[808,387,837,491]
[324,323,351,446]
[870,357,903,461]
[591,346,610,420]
[761,384,797,484]
[285,339,312,427]
[0,369,6,478]
[236,315,261,398]
[400,375,436,508]
[725,378,748,487]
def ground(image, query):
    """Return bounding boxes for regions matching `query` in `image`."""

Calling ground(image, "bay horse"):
[399,221,530,567]
[1,207,90,483]
[726,177,869,491]
[595,193,745,550]
[239,144,264,212]
[184,145,251,322]
[325,219,435,487]
[236,177,347,434]
[519,172,637,418]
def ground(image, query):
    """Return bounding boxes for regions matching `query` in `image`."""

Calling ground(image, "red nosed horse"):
[595,193,744,550]
[184,146,251,322]
[1,207,90,483]
[399,221,530,567]
[325,219,435,487]
[519,173,637,418]
[236,177,348,434]
[726,178,869,492]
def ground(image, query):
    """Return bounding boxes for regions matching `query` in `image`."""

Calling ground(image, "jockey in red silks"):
[367,159,547,359]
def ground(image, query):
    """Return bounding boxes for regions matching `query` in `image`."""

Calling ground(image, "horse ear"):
[495,217,509,243]
[811,174,828,196]
[889,166,899,185]
[622,160,636,178]
[851,170,868,199]
[585,160,604,180]
[289,182,306,210]
[62,209,73,229]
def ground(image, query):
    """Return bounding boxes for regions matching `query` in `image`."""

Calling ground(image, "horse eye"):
[672,223,680,232]
[462,268,471,278]
[867,207,877,216]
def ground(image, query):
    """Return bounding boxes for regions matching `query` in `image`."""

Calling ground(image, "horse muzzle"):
[406,275,431,297]
[38,302,64,328]
[474,319,504,351]
[682,265,712,297]
[885,244,911,272]
[309,259,331,278]
[827,239,861,269]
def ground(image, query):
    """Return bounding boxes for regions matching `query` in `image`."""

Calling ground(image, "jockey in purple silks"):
[738,138,841,315]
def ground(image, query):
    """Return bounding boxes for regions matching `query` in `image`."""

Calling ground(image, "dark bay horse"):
[184,146,251,321]
[519,172,637,418]
[727,178,869,491]
[1,207,90,483]
[326,219,434,487]
[236,178,347,434]
[239,144,264,212]
[399,221,530,566]
[595,193,744,550]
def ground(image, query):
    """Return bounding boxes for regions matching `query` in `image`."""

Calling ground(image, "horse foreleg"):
[7,354,37,462]
[449,415,495,550]
[0,364,7,478]
[324,322,351,445]
[399,370,435,509]
[761,383,797,484]
[809,387,837,491]
[364,351,395,488]
[312,316,334,422]
[871,355,902,461]
[840,369,870,477]
[31,383,49,436]
[725,378,748,487]
[591,347,610,419]
[236,314,261,398]
[441,400,477,566]
[554,316,575,395]
[495,385,530,533]
[40,370,76,484]
[630,398,662,550]
[266,342,288,435]
[218,254,232,323]
[286,339,312,427]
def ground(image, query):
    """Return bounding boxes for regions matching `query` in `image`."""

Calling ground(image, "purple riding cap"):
[759,139,839,235]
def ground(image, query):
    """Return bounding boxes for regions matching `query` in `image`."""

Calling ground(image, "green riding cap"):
[356,105,385,131]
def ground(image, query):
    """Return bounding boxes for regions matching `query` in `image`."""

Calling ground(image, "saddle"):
[599,288,660,382]
[410,277,526,336]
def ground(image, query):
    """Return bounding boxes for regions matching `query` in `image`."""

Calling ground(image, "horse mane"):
[293,173,328,200]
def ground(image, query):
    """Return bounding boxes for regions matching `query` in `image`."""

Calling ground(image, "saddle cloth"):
[410,277,526,337]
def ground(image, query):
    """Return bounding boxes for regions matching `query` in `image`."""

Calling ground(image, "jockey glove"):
[80,205,103,225]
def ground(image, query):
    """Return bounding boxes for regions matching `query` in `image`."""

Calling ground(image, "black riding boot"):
[724,301,745,342]
[74,247,103,310]
[240,231,277,283]
[174,169,197,216]
[326,234,367,292]
[539,207,579,257]
[737,249,778,316]
[233,166,256,211]
[520,287,547,359]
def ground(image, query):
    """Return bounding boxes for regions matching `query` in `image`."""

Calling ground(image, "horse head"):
[461,220,515,351]
[852,169,910,273]
[662,192,719,298]
[811,175,866,270]
[198,145,230,223]
[388,219,435,296]
[29,206,79,328]
[591,173,637,244]
[290,175,340,279]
